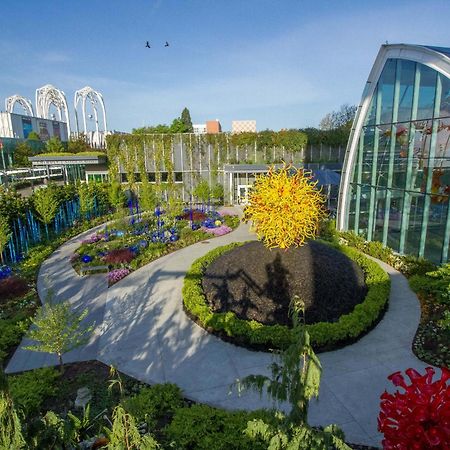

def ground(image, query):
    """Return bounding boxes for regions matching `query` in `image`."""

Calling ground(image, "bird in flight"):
[165,41,169,47]
[145,41,151,48]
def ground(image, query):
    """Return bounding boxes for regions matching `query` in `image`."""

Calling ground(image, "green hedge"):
[182,241,390,351]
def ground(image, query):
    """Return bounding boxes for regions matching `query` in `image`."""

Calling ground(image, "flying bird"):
[145,41,151,48]
[165,41,169,47]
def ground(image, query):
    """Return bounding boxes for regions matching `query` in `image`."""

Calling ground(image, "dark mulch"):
[202,240,368,325]
[181,210,207,221]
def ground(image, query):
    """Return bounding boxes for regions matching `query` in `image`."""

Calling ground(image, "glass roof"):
[423,45,450,59]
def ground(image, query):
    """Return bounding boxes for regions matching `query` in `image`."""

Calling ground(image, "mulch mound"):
[202,240,367,326]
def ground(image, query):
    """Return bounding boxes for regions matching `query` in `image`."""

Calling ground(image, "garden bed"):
[183,240,391,352]
[6,360,380,449]
[70,208,240,286]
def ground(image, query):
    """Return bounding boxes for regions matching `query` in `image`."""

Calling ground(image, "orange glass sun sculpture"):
[244,164,327,249]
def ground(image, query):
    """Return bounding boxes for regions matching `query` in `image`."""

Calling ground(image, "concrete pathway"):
[6,209,432,448]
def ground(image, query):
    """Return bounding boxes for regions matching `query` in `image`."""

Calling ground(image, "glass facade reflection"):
[346,57,450,263]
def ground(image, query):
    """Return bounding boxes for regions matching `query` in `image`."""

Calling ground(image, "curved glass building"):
[338,44,450,263]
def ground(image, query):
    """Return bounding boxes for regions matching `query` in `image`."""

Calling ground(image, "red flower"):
[378,367,450,449]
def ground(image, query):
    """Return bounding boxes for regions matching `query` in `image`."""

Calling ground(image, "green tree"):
[27,131,41,141]
[139,179,157,212]
[0,368,25,449]
[193,179,210,203]
[13,141,33,167]
[210,183,224,203]
[237,297,350,449]
[169,118,189,133]
[132,125,170,134]
[24,297,94,374]
[109,181,126,212]
[0,216,11,264]
[45,137,66,153]
[68,134,92,153]
[181,107,193,133]
[78,183,95,219]
[33,187,59,238]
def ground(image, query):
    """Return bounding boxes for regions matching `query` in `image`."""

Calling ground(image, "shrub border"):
[182,241,391,352]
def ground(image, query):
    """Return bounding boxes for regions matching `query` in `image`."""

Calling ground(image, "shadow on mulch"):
[202,240,368,326]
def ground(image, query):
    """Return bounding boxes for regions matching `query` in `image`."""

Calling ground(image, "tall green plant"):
[78,183,95,219]
[33,187,59,238]
[106,404,159,450]
[236,297,350,449]
[193,179,210,203]
[24,295,94,373]
[0,367,25,449]
[0,216,11,264]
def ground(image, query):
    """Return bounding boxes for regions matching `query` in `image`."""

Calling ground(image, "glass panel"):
[375,124,391,187]
[404,193,425,256]
[386,188,404,252]
[379,59,396,124]
[373,188,387,242]
[397,60,416,123]
[361,126,375,184]
[358,184,371,237]
[439,72,450,118]
[407,120,432,191]
[391,123,410,189]
[417,65,437,121]
[425,198,448,263]
[348,184,356,231]
[365,87,377,126]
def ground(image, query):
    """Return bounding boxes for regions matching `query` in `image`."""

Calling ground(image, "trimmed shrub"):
[164,404,268,450]
[0,276,29,302]
[104,248,134,264]
[182,241,390,351]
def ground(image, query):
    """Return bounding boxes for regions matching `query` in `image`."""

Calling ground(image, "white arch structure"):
[35,84,71,135]
[337,44,450,230]
[5,95,34,116]
[74,86,107,135]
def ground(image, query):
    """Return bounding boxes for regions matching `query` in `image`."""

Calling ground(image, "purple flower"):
[108,268,130,285]
[82,234,103,244]
[201,225,232,236]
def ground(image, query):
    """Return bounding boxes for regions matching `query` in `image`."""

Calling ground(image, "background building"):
[338,44,450,263]
[206,120,222,134]
[232,120,257,133]
[193,123,207,134]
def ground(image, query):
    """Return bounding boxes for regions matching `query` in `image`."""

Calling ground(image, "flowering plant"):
[108,268,130,285]
[378,367,450,449]
[82,234,103,244]
[201,225,232,236]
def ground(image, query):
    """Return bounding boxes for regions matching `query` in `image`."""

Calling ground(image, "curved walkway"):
[6,209,433,448]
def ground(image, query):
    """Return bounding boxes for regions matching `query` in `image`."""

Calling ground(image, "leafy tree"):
[13,141,33,167]
[210,183,224,203]
[319,104,356,130]
[0,216,11,264]
[139,179,158,212]
[77,183,95,219]
[169,118,189,134]
[33,186,59,238]
[45,137,66,153]
[0,368,25,449]
[193,179,210,203]
[68,134,92,153]
[27,131,41,141]
[109,181,127,212]
[24,296,94,374]
[181,107,194,133]
[237,297,350,449]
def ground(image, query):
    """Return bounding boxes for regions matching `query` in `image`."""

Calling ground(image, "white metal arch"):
[337,44,450,231]
[5,95,34,116]
[35,84,71,135]
[74,86,107,135]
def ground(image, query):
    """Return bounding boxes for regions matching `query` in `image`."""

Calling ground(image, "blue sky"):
[1,0,450,132]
